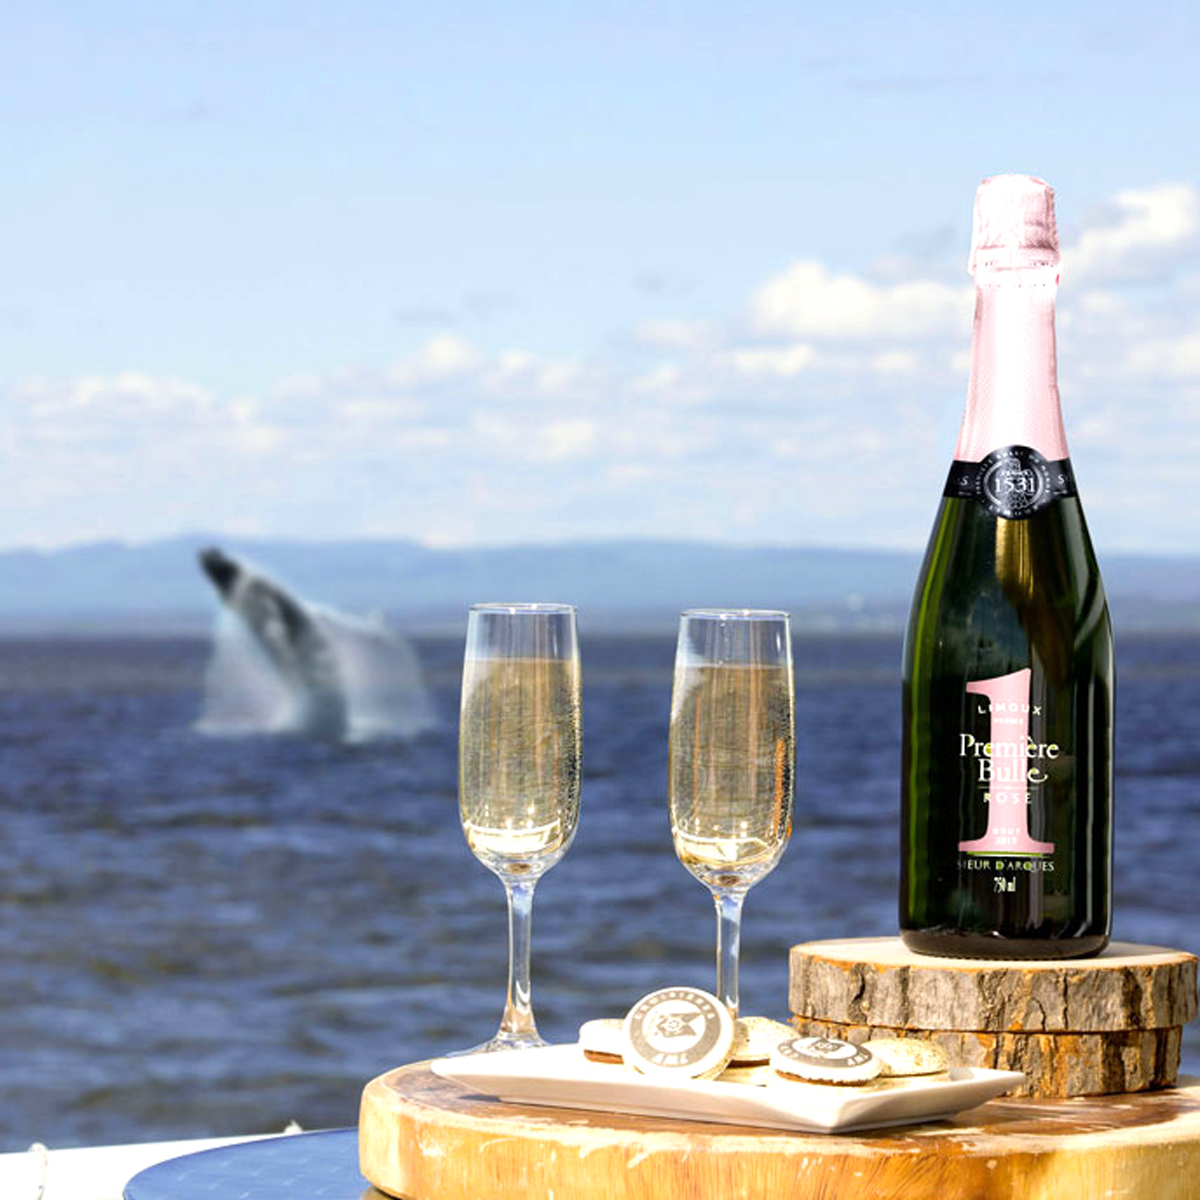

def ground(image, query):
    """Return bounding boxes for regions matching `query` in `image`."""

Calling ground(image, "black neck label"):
[944,446,1076,519]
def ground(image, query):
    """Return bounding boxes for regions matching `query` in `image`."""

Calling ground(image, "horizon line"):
[1,531,1198,560]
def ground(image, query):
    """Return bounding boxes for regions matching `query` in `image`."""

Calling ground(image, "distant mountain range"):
[0,534,1197,632]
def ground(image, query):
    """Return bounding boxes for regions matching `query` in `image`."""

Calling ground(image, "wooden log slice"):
[789,938,1197,1033]
[360,1063,1200,1200]
[792,1017,1182,1098]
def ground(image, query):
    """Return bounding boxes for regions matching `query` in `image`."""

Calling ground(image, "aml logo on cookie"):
[653,1012,702,1039]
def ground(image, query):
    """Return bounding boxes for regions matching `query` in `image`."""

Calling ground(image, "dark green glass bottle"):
[900,176,1113,959]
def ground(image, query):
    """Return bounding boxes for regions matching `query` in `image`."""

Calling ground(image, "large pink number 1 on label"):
[958,668,1055,855]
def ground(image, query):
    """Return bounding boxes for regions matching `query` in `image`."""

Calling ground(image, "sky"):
[2,2,1199,553]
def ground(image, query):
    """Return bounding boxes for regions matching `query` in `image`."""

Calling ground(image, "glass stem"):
[713,889,745,1018]
[500,878,539,1038]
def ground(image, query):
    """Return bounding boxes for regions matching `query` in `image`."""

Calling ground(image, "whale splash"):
[196,548,435,741]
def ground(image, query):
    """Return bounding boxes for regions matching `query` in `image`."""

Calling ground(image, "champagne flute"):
[668,610,794,1018]
[457,603,582,1052]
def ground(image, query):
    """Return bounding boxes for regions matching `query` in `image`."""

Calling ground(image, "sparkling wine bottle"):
[900,175,1113,959]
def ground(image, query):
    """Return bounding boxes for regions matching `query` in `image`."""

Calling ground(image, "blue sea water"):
[0,632,1196,1150]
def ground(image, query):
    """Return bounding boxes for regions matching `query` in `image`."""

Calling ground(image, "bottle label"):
[944,445,1076,519]
[957,668,1056,856]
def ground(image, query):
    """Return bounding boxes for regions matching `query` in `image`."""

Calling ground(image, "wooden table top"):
[360,1063,1200,1200]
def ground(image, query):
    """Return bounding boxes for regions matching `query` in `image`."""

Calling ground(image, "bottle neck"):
[954,267,1068,463]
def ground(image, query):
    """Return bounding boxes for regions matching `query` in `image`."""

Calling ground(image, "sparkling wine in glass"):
[457,603,581,1052]
[669,610,794,1018]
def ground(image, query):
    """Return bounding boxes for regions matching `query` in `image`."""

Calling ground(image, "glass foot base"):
[445,1030,548,1056]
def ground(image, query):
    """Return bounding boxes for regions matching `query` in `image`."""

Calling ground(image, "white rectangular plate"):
[431,1044,1023,1133]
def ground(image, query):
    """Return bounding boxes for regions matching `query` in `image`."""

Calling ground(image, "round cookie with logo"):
[622,987,735,1081]
[769,1036,881,1085]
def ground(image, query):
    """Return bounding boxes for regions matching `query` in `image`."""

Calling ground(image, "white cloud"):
[471,413,598,463]
[386,332,481,386]
[17,371,213,421]
[605,463,654,484]
[336,397,425,422]
[1122,327,1200,378]
[723,343,817,378]
[484,350,593,400]
[629,362,714,405]
[1064,184,1200,282]
[750,260,971,340]
[870,350,919,375]
[228,423,286,456]
[630,319,717,350]
[390,426,454,449]
[542,418,597,460]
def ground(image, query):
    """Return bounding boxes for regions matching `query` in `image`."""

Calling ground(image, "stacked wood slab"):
[788,937,1197,1098]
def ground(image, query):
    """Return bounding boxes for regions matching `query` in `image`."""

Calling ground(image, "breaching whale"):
[198,547,350,736]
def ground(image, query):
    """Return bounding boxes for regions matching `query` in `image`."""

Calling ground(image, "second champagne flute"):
[668,609,794,1019]
[458,602,582,1053]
